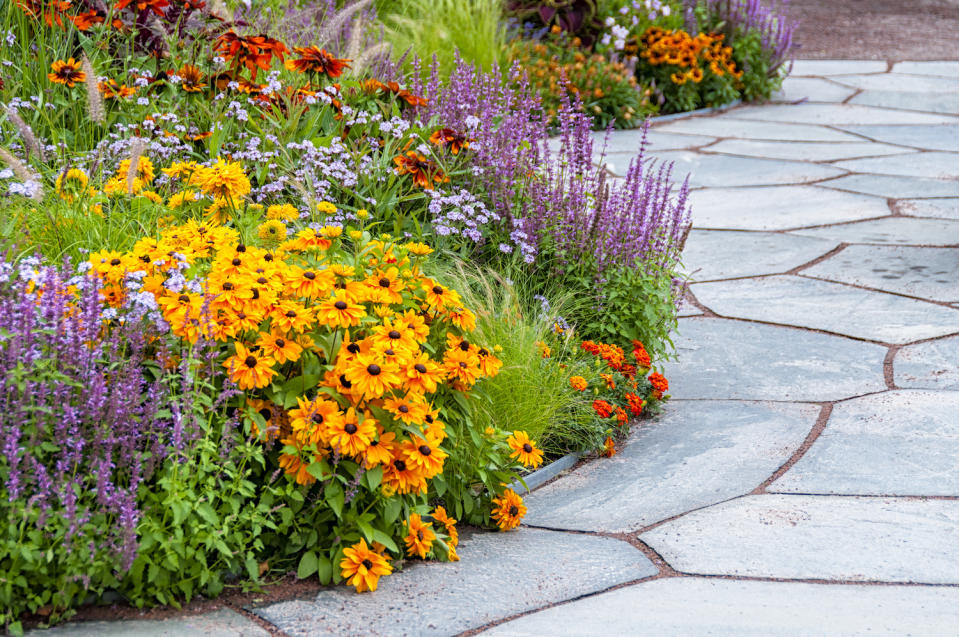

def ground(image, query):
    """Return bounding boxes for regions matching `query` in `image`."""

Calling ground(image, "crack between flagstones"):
[752,403,834,494]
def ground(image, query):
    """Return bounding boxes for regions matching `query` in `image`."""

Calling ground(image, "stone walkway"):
[33,60,959,636]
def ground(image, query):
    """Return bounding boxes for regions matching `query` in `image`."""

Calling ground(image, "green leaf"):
[297,551,318,579]
[371,529,398,553]
[364,465,383,490]
[325,482,344,518]
[196,502,218,527]
[316,555,333,585]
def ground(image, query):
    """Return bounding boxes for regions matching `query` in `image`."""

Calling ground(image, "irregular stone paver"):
[651,151,845,188]
[682,230,834,281]
[790,60,889,76]
[598,129,716,153]
[850,91,959,115]
[676,296,703,317]
[771,77,858,103]
[834,151,959,180]
[791,216,959,246]
[688,185,889,231]
[839,124,959,151]
[828,73,959,93]
[480,578,959,637]
[640,495,959,583]
[893,61,959,77]
[822,174,959,198]
[523,401,817,533]
[654,117,863,142]
[705,139,914,162]
[803,245,959,303]
[663,318,887,401]
[693,275,959,343]
[254,529,654,637]
[899,198,959,220]
[727,103,959,126]
[29,610,268,637]
[895,335,959,390]
[772,390,959,496]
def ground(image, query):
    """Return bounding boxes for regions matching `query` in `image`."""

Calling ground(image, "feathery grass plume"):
[82,54,105,125]
[316,0,372,46]
[125,137,147,195]
[5,106,44,162]
[351,42,391,76]
[0,146,43,201]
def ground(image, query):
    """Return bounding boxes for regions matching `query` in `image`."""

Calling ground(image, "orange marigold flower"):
[625,392,645,417]
[649,372,669,399]
[631,340,651,368]
[614,407,628,426]
[602,436,616,457]
[491,488,526,531]
[592,399,614,419]
[284,46,351,77]
[340,538,392,593]
[569,376,588,391]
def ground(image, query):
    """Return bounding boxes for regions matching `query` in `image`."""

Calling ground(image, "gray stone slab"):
[654,117,863,142]
[835,151,959,180]
[705,139,914,162]
[693,275,959,344]
[829,73,959,93]
[840,124,959,151]
[823,174,959,198]
[803,245,959,303]
[899,198,959,220]
[523,400,816,533]
[893,61,959,78]
[480,578,959,637]
[791,216,959,246]
[771,390,959,496]
[597,129,716,154]
[850,90,959,115]
[664,318,887,401]
[28,610,268,637]
[790,60,890,76]
[688,185,890,231]
[640,494,959,583]
[682,230,834,280]
[896,335,959,390]
[771,77,859,103]
[728,103,959,126]
[653,151,845,188]
[676,296,703,317]
[254,528,655,637]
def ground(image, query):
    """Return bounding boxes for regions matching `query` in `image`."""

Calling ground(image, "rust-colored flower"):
[70,9,106,30]
[592,399,614,419]
[16,0,71,28]
[393,151,449,190]
[114,0,170,16]
[214,31,289,80]
[284,46,351,78]
[48,58,86,87]
[602,436,616,457]
[177,64,206,92]
[99,79,136,99]
[428,128,472,155]
[385,81,427,107]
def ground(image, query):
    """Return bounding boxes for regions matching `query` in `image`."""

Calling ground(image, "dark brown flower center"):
[367,364,381,376]
[425,415,433,423]
[312,413,324,424]
[178,294,190,303]
[378,277,390,287]
[232,258,241,266]
[258,408,272,420]
[285,310,297,318]
[394,459,406,471]
[361,558,372,569]
[347,343,360,354]
[339,374,352,388]
[244,356,257,368]
[304,271,315,280]
[344,423,357,434]
[523,443,532,453]
[223,282,234,291]
[459,341,470,351]
[459,362,467,368]
[509,505,519,516]
[432,285,443,294]
[418,445,431,456]
[388,330,401,339]
[334,300,348,310]
[275,338,285,347]
[110,258,121,266]
[236,244,247,252]
[257,277,268,285]
[414,363,427,373]
[398,405,409,413]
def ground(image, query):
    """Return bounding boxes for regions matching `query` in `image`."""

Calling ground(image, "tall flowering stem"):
[684,0,797,74]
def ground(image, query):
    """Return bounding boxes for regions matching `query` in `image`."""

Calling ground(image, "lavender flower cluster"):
[0,258,171,573]
[685,0,797,73]
[412,56,690,277]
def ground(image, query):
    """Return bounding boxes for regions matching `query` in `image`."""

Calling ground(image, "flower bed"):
[0,0,706,633]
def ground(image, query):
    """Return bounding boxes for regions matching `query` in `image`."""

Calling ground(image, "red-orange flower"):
[429,128,472,155]
[70,9,106,30]
[284,46,351,78]
[592,399,614,419]
[393,151,449,190]
[632,339,651,368]
[649,372,669,399]
[602,436,616,457]
[214,31,289,80]
[114,0,170,16]
[625,392,645,417]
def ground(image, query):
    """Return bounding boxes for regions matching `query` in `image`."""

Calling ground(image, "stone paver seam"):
[752,403,833,494]
[791,272,959,310]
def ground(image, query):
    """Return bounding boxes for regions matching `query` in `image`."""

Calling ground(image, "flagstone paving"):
[37,60,959,637]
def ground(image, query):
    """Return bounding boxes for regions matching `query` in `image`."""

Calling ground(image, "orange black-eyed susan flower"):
[70,9,106,29]
[344,352,401,399]
[403,513,436,559]
[431,506,458,547]
[224,342,276,390]
[214,31,289,80]
[48,58,85,87]
[255,331,302,364]
[177,64,207,92]
[506,431,544,468]
[491,488,526,531]
[393,151,449,190]
[383,454,427,495]
[284,46,351,78]
[428,128,472,155]
[401,434,446,477]
[361,426,396,467]
[192,158,251,201]
[289,395,343,446]
[99,79,137,99]
[340,538,392,593]
[327,408,376,456]
[114,0,170,15]
[315,289,366,328]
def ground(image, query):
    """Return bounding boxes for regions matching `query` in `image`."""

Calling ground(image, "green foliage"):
[376,0,508,79]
